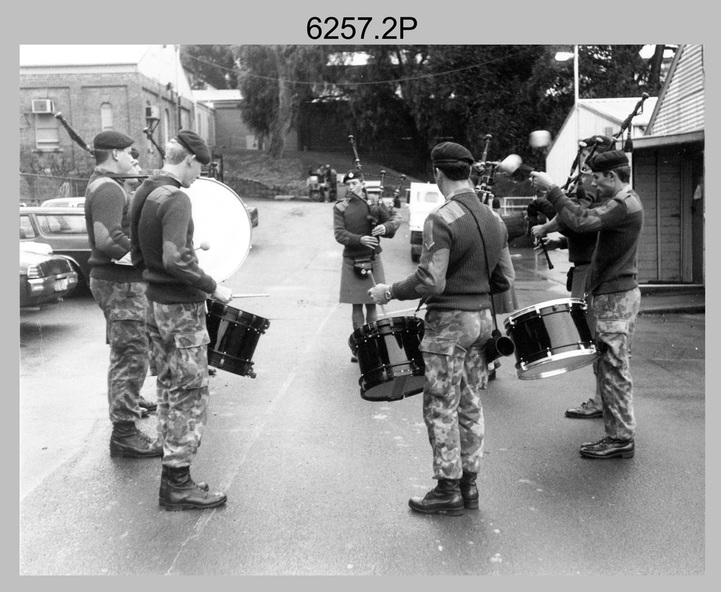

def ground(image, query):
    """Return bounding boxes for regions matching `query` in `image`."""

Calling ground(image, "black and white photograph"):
[12,1,712,580]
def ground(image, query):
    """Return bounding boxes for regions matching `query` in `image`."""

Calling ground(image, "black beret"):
[93,130,134,150]
[431,142,475,166]
[343,170,362,183]
[581,135,615,153]
[175,129,211,165]
[588,150,629,173]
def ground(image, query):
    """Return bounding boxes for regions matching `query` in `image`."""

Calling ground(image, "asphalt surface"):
[18,196,707,576]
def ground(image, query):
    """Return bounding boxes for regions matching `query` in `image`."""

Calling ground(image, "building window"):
[101,103,114,130]
[35,114,59,151]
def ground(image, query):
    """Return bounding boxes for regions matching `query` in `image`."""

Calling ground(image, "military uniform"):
[376,142,509,514]
[542,150,643,458]
[130,129,228,510]
[85,130,159,458]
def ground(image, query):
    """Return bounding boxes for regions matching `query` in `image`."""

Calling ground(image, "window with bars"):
[34,114,59,151]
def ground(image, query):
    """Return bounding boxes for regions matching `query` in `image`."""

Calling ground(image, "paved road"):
[19,197,705,575]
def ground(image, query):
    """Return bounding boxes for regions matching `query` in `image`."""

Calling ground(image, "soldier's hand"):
[371,224,387,236]
[360,235,379,248]
[534,237,561,252]
[368,283,390,304]
[212,284,233,304]
[530,171,555,191]
[530,224,546,242]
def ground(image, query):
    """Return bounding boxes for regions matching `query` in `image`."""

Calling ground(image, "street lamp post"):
[556,45,580,141]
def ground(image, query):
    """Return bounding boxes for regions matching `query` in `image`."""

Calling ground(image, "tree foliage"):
[233,45,329,158]
[180,45,238,90]
[182,44,673,170]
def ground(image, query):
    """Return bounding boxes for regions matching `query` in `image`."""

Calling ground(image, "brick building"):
[19,44,207,202]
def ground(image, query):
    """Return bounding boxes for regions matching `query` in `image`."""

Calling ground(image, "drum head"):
[184,177,253,282]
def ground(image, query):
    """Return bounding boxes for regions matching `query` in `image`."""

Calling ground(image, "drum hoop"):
[185,177,253,282]
[516,349,598,380]
[505,297,587,325]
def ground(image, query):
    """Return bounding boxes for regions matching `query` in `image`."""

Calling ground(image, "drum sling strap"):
[456,201,516,361]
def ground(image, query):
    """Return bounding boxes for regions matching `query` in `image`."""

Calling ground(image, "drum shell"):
[504,298,597,380]
[349,316,425,402]
[206,300,270,377]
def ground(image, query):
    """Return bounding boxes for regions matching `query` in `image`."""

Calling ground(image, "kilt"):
[339,256,385,304]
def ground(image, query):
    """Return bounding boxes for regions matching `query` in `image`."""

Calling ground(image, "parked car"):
[20,242,78,308]
[41,197,86,208]
[20,206,91,291]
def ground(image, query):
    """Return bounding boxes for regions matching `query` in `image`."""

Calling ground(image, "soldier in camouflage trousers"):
[85,130,161,460]
[146,302,210,467]
[589,289,640,442]
[90,278,149,424]
[370,142,509,515]
[532,150,643,459]
[421,309,493,481]
[130,130,233,511]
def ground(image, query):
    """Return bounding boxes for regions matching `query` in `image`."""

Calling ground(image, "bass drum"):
[184,177,253,282]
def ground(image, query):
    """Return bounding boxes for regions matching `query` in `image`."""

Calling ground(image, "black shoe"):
[158,465,209,507]
[208,367,217,376]
[459,471,478,509]
[110,422,163,459]
[163,466,227,511]
[408,479,465,516]
[580,437,635,459]
[565,399,603,419]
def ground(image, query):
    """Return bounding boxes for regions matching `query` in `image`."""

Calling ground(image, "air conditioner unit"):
[32,99,55,114]
[145,105,160,120]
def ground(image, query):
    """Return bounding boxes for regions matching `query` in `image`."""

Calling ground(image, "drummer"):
[531,150,644,460]
[369,142,509,515]
[130,129,233,511]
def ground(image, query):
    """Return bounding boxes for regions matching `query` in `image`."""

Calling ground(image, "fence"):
[20,173,88,206]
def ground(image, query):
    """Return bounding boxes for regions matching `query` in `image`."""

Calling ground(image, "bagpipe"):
[347,134,407,209]
[562,92,649,194]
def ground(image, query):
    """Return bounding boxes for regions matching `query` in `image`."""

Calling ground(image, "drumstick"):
[231,293,270,298]
[367,271,388,316]
[539,239,554,269]
[382,305,426,316]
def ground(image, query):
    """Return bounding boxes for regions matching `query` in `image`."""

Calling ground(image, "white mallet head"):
[497,154,523,175]
[529,130,552,148]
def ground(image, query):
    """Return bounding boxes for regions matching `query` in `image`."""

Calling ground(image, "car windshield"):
[36,213,86,235]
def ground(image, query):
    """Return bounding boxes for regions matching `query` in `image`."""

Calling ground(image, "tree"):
[234,45,329,158]
[180,45,239,90]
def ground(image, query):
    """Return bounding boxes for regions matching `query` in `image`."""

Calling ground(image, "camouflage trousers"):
[419,308,493,480]
[89,278,149,424]
[588,288,641,440]
[146,301,210,467]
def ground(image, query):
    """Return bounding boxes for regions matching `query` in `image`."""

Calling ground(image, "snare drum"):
[504,298,597,380]
[349,316,425,402]
[206,300,270,378]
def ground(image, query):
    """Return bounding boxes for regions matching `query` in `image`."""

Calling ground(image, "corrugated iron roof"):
[580,97,658,127]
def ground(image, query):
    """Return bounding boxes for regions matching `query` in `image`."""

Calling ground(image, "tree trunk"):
[268,48,294,159]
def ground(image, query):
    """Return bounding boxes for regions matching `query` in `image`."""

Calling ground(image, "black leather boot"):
[164,466,227,511]
[460,471,479,509]
[408,479,464,516]
[110,421,163,458]
[158,465,209,507]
